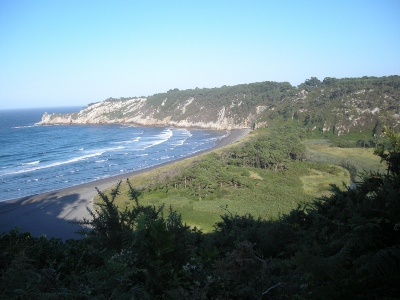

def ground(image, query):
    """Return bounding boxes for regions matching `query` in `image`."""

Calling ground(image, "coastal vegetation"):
[97,125,353,231]
[1,125,399,299]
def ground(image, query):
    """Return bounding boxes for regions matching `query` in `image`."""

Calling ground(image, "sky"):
[0,1,399,109]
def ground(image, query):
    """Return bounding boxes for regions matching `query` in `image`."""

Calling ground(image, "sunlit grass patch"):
[306,142,383,172]
[301,166,350,197]
[138,194,224,232]
[249,171,263,180]
[173,207,221,232]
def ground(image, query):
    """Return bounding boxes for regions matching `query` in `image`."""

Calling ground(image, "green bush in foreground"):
[0,127,399,299]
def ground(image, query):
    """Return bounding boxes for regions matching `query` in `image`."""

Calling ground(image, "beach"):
[0,128,250,240]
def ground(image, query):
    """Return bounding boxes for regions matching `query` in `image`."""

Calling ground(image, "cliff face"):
[38,97,253,129]
[38,76,400,134]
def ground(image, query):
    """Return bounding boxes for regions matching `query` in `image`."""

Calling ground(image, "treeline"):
[299,75,400,89]
[224,126,306,169]
[148,75,400,109]
[148,81,295,108]
[328,133,394,149]
[1,127,399,299]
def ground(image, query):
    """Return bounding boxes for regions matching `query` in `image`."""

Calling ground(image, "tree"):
[77,181,132,252]
[322,76,337,86]
[374,126,400,175]
[304,77,322,87]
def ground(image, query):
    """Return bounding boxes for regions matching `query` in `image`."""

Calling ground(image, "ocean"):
[0,107,225,201]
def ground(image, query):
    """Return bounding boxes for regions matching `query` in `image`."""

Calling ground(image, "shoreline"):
[0,128,250,240]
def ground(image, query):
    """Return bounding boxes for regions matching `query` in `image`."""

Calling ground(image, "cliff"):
[38,76,400,134]
[38,97,252,129]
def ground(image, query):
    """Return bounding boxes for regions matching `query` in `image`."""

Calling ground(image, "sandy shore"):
[0,128,250,240]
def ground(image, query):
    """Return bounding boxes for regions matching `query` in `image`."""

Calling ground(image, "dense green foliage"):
[148,81,294,115]
[1,128,399,299]
[273,75,400,137]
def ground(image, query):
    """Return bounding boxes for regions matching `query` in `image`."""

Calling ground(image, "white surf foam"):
[84,146,125,154]
[95,159,108,163]
[177,128,192,137]
[12,125,36,129]
[171,136,190,147]
[140,128,173,150]
[21,160,40,165]
[111,137,141,144]
[0,152,104,177]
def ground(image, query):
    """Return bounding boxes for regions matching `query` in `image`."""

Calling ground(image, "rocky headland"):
[37,76,400,134]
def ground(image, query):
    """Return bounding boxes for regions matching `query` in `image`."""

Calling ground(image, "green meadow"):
[96,128,383,232]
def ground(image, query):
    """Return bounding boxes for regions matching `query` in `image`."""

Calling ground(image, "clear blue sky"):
[1,0,399,109]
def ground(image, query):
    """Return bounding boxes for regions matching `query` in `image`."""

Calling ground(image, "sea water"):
[0,107,225,201]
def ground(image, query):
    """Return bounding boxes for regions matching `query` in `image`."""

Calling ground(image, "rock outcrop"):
[38,97,253,130]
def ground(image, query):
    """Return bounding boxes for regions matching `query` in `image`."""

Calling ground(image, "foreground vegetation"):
[1,126,399,299]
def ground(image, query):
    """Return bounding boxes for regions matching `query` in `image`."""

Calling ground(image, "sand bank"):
[0,128,250,240]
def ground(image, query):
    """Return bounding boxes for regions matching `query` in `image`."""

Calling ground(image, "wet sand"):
[0,128,250,240]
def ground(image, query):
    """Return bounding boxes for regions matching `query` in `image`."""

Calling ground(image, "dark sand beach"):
[0,128,250,240]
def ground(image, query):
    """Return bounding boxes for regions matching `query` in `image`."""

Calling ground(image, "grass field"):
[95,138,385,232]
[96,161,349,232]
[301,166,349,197]
[305,140,384,174]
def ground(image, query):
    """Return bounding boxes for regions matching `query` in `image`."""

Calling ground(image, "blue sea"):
[0,107,225,201]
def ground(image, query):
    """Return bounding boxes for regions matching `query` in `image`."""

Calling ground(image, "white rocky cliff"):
[38,97,254,130]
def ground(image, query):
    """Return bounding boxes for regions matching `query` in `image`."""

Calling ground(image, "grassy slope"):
[96,134,383,232]
[305,139,384,173]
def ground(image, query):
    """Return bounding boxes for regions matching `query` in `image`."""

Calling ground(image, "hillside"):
[38,75,400,134]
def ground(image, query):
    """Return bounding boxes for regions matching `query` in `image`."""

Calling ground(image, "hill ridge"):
[38,75,400,134]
